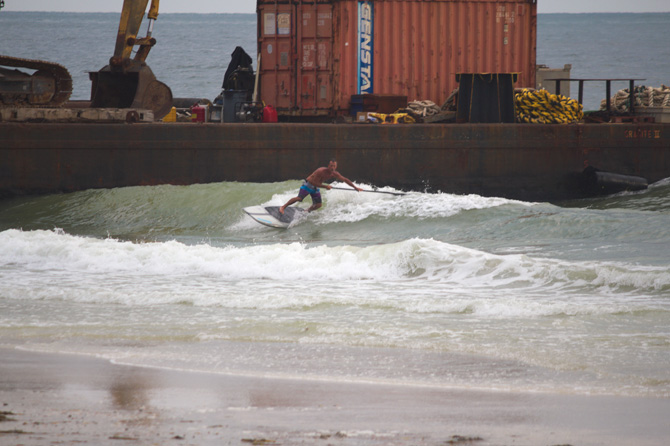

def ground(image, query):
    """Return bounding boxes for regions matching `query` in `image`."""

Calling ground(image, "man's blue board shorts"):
[298,180,322,203]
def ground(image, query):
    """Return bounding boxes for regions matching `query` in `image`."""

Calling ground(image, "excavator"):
[0,0,172,119]
[0,55,73,107]
[0,0,72,106]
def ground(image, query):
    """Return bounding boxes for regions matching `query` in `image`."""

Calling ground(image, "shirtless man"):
[279,159,362,213]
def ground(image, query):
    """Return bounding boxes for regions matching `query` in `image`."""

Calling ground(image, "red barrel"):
[262,104,278,123]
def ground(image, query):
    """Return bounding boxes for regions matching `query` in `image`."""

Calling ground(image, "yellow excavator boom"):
[113,0,160,65]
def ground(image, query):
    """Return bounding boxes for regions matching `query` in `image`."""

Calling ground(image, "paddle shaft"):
[329,186,406,196]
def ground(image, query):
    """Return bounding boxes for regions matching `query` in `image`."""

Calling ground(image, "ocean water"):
[1,12,670,399]
[1,12,669,109]
[1,180,670,397]
[537,13,670,110]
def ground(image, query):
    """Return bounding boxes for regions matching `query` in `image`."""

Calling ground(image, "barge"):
[2,120,667,202]
[1,0,669,202]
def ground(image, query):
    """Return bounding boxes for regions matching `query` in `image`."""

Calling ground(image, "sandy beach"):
[0,347,668,446]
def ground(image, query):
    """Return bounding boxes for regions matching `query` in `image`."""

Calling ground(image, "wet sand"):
[1,347,668,446]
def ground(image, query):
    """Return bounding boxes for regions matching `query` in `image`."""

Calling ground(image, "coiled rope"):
[515,89,584,124]
[601,85,670,112]
[407,100,441,118]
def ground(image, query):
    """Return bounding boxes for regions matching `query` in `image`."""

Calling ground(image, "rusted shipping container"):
[257,0,537,117]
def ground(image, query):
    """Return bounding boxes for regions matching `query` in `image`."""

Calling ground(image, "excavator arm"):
[112,0,160,66]
[90,0,172,119]
[0,0,169,116]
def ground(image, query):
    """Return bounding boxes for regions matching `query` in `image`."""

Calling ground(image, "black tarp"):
[222,46,254,97]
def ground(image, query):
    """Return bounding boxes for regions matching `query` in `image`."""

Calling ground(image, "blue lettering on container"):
[358,1,373,94]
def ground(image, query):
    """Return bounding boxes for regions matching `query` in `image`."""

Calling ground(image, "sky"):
[2,0,670,14]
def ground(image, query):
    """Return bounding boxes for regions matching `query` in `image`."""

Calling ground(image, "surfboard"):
[243,206,308,229]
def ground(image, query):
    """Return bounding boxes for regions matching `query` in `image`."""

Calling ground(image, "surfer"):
[280,159,362,213]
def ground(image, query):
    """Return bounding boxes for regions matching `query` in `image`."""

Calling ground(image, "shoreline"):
[1,347,669,445]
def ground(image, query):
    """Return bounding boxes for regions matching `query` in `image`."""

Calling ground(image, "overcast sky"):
[2,0,669,14]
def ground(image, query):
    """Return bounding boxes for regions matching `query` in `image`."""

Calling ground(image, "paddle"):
[329,186,406,196]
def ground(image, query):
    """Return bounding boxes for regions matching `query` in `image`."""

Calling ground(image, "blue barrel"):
[223,90,248,123]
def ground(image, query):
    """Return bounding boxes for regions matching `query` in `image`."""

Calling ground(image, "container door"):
[297,3,333,114]
[258,4,294,112]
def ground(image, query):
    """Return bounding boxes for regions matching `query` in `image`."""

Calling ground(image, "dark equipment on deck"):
[212,47,257,122]
[222,46,255,99]
[235,101,264,123]
[456,73,518,123]
[89,0,172,119]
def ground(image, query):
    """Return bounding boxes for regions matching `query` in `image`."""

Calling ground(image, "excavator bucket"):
[89,64,172,119]
[89,0,172,120]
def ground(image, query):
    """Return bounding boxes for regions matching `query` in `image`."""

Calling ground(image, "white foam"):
[2,229,669,314]
[320,182,530,223]
[233,182,530,227]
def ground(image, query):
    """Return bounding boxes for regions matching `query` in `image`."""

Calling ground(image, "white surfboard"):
[243,206,308,229]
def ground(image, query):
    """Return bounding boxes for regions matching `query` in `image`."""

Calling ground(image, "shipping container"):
[257,0,537,118]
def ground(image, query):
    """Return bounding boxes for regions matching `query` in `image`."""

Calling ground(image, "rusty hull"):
[0,122,668,202]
